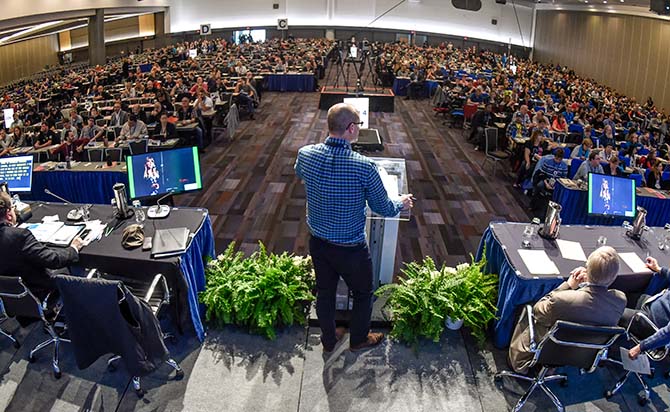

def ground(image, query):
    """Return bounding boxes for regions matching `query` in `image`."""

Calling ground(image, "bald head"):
[327,103,360,137]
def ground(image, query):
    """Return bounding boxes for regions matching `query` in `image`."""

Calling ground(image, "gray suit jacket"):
[508,281,626,373]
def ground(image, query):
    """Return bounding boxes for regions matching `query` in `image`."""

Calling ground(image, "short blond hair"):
[586,246,620,286]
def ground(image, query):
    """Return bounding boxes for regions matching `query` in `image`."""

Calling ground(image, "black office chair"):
[495,305,626,412]
[604,311,669,406]
[128,139,149,155]
[87,148,104,162]
[0,276,69,378]
[0,301,20,349]
[105,148,123,162]
[54,271,182,397]
[482,127,509,176]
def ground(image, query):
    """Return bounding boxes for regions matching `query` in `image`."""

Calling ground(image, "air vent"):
[452,0,482,12]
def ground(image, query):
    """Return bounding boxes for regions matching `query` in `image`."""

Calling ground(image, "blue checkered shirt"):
[295,137,403,244]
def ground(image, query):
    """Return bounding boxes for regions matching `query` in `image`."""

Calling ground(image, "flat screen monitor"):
[588,173,636,218]
[0,155,33,193]
[126,147,202,200]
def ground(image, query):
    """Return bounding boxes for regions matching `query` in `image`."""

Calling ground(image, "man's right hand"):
[71,237,84,252]
[399,194,414,211]
[646,256,662,273]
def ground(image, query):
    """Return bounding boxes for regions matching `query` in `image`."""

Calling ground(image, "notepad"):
[20,222,85,247]
[620,347,651,375]
[556,239,587,261]
[517,249,561,276]
[619,252,652,274]
[151,227,190,258]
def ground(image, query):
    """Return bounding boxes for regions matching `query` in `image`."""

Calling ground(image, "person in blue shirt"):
[625,257,670,361]
[531,148,568,210]
[295,103,414,353]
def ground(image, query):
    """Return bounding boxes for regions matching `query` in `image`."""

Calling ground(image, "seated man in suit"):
[625,257,670,360]
[0,192,83,300]
[572,150,604,182]
[508,246,626,373]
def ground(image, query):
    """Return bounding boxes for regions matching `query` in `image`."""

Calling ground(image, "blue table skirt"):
[392,78,438,97]
[476,225,564,348]
[26,170,128,205]
[179,214,215,341]
[266,74,315,92]
[553,182,670,227]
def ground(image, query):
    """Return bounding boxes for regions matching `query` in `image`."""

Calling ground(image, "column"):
[88,9,105,66]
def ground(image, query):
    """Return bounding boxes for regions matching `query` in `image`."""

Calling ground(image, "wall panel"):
[534,10,670,111]
[0,35,59,85]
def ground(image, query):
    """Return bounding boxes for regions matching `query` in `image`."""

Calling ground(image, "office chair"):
[55,271,182,398]
[482,127,509,176]
[0,300,19,349]
[0,276,69,378]
[495,305,626,412]
[87,148,105,162]
[105,148,123,162]
[604,312,669,406]
[128,139,149,155]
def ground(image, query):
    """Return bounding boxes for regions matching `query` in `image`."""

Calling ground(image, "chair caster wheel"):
[604,390,614,399]
[175,369,184,380]
[29,355,36,363]
[559,378,568,387]
[54,371,61,379]
[638,395,649,406]
[135,389,145,399]
[493,374,502,383]
[12,340,20,349]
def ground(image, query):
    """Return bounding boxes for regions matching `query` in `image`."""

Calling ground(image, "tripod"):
[358,51,380,92]
[325,47,351,91]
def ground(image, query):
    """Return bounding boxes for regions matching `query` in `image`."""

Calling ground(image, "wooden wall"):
[534,10,670,111]
[0,35,59,85]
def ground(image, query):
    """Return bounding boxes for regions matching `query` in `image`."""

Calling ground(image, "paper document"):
[20,221,64,243]
[556,239,587,261]
[620,347,651,375]
[517,249,561,275]
[619,252,652,274]
[81,220,107,246]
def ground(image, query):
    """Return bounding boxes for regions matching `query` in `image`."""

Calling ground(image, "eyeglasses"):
[348,121,364,128]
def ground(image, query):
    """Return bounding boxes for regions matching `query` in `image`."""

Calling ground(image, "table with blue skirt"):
[476,221,669,348]
[392,78,439,97]
[553,179,670,227]
[266,73,315,92]
[29,202,215,341]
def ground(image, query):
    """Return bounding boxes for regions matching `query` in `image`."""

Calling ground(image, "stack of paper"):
[556,239,587,261]
[517,249,561,275]
[619,252,652,274]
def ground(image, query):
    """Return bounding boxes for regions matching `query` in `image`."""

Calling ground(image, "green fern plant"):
[376,254,497,348]
[200,242,315,339]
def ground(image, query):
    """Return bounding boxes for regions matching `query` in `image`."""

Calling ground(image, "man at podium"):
[295,103,414,353]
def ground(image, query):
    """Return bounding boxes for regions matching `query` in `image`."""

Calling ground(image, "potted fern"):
[200,242,315,340]
[376,254,497,348]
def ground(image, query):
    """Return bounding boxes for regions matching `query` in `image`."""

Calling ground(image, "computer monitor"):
[587,173,636,218]
[126,146,202,200]
[0,155,33,193]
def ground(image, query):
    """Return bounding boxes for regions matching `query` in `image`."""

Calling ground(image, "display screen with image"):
[0,155,33,192]
[588,173,636,217]
[126,146,202,199]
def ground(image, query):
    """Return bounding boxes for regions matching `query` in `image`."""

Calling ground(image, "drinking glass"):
[522,225,534,248]
[597,235,607,246]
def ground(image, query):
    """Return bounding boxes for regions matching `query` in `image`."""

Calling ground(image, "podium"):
[335,157,410,310]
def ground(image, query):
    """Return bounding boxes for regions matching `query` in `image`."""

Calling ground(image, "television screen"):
[0,155,33,193]
[588,173,636,217]
[126,147,202,200]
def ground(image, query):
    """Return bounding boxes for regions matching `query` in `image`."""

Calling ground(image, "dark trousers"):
[309,235,373,347]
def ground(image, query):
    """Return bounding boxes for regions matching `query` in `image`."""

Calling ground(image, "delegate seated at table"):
[117,114,148,142]
[151,113,177,141]
[531,149,568,209]
[508,246,626,374]
[33,123,57,149]
[572,151,604,181]
[0,192,84,301]
[80,117,105,142]
[623,257,670,360]
[51,130,90,161]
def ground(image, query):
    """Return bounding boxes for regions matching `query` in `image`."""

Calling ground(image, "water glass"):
[522,225,534,248]
[597,236,607,246]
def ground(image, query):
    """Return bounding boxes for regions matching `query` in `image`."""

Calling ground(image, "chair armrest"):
[144,274,167,303]
[526,304,537,352]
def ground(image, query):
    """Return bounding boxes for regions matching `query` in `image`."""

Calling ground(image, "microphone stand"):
[45,188,87,221]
